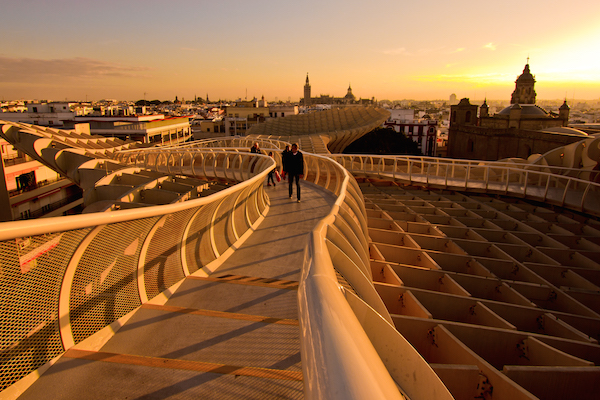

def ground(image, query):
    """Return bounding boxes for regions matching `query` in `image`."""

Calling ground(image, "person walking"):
[267,152,276,186]
[250,142,260,173]
[287,143,304,202]
[281,145,291,181]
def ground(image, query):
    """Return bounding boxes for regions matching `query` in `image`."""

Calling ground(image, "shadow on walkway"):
[18,181,336,400]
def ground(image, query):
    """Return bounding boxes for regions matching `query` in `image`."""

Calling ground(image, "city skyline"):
[1,0,600,102]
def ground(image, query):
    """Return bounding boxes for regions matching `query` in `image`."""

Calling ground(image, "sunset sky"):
[1,0,599,102]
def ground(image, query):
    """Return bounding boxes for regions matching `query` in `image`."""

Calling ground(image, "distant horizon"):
[2,96,599,105]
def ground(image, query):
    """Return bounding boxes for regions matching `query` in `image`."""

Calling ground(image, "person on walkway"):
[267,152,276,186]
[281,145,291,180]
[250,142,260,173]
[287,143,304,202]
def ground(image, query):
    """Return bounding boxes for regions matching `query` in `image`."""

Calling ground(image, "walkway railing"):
[331,155,600,217]
[299,153,453,400]
[0,150,273,395]
[0,143,453,399]
[114,147,277,184]
[177,136,290,151]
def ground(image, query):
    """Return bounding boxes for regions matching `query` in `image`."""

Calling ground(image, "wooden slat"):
[64,349,303,381]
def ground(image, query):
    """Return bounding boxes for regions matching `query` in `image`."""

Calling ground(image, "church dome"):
[344,84,355,101]
[516,64,535,83]
[497,104,549,116]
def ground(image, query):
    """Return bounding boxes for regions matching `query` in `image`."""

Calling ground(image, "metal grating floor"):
[17,183,337,399]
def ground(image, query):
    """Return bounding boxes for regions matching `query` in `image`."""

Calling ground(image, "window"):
[32,107,38,112]
[452,111,456,123]
[465,111,472,123]
[468,139,474,152]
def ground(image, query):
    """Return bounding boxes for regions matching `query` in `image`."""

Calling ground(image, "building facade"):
[67,115,192,144]
[448,63,582,161]
[223,105,268,136]
[0,102,75,126]
[384,110,439,157]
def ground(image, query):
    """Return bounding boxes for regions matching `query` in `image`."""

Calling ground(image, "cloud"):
[0,56,153,83]
[413,72,512,85]
[483,42,497,51]
[381,46,459,56]
[381,47,409,55]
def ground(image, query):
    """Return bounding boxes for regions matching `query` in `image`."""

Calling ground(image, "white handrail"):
[299,153,452,400]
[0,151,275,241]
[330,154,600,217]
[335,153,596,179]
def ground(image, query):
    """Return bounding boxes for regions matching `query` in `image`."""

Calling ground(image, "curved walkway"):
[16,182,336,399]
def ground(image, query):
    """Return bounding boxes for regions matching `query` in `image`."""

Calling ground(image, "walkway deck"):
[17,182,337,399]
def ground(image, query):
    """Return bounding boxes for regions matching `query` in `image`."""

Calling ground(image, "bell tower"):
[303,73,311,107]
[559,100,570,126]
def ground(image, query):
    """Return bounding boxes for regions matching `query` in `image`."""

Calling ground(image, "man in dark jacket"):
[250,142,260,172]
[287,143,304,202]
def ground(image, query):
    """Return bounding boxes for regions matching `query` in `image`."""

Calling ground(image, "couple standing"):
[282,143,303,203]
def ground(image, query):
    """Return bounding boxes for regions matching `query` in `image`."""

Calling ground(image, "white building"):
[269,105,298,118]
[384,109,439,156]
[70,115,192,144]
[0,102,75,126]
[1,137,83,221]
[388,108,415,122]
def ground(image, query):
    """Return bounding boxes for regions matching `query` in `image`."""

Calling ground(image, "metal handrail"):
[299,153,453,400]
[168,136,291,151]
[0,148,275,394]
[331,154,600,217]
[336,153,597,179]
[0,151,275,241]
[0,143,454,398]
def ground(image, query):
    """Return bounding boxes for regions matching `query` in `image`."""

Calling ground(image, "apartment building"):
[0,102,75,126]
[384,108,439,156]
